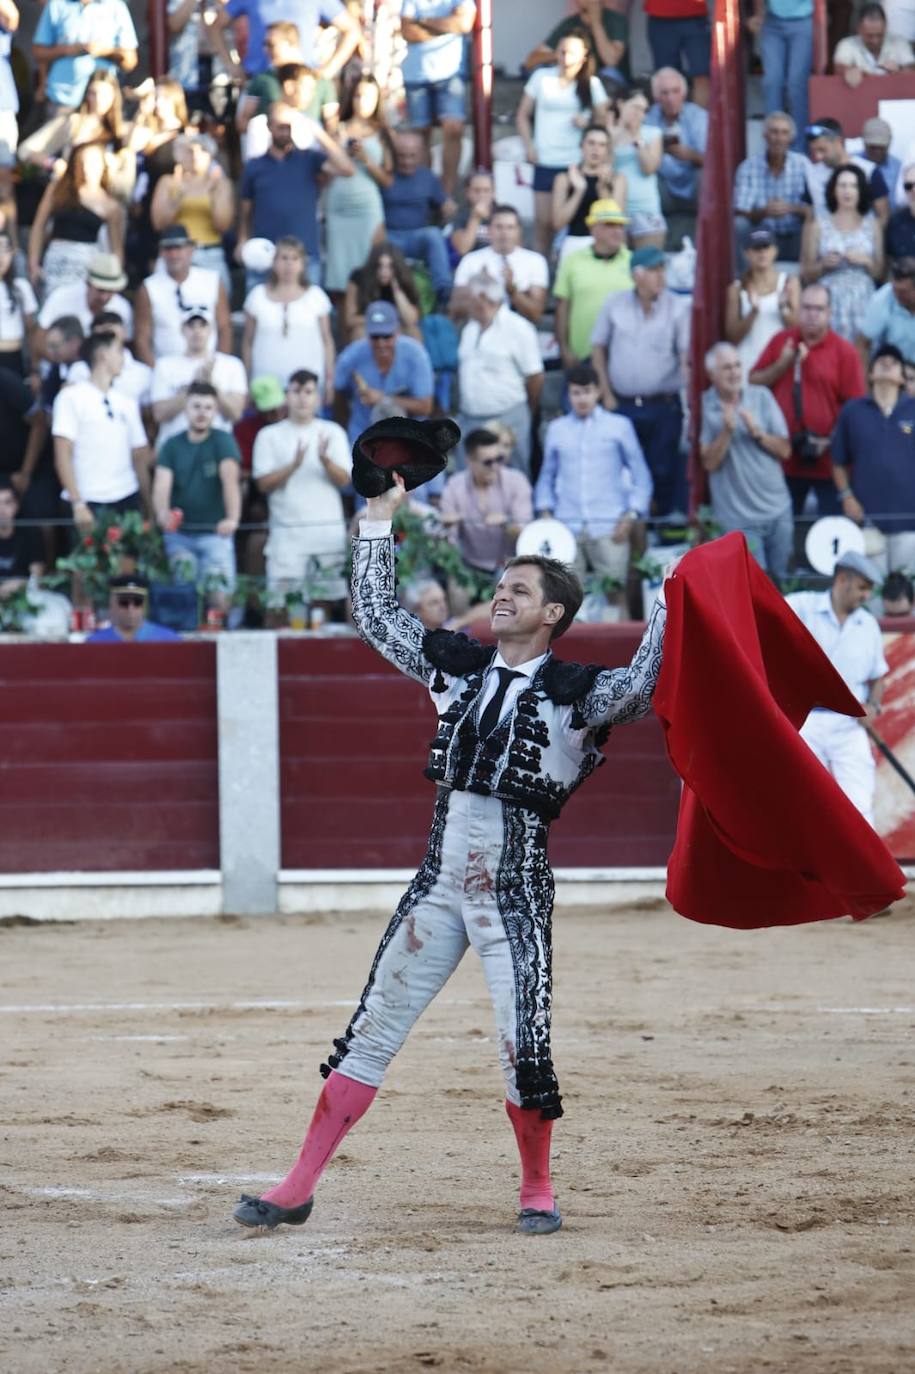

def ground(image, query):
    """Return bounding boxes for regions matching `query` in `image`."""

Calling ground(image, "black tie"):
[478,667,523,739]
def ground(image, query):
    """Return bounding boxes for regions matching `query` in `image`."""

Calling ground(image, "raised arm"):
[576,599,666,727]
[351,476,435,686]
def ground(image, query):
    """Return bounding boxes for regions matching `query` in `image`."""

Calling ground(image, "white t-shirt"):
[453,244,549,294]
[458,305,544,415]
[243,283,332,387]
[68,351,153,406]
[522,68,608,168]
[150,350,248,447]
[0,276,38,342]
[52,379,147,503]
[37,281,133,336]
[252,416,352,556]
[143,265,220,360]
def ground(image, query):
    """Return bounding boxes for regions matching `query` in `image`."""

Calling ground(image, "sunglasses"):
[115,594,145,608]
[475,456,503,468]
[103,394,114,419]
[805,123,832,138]
[905,181,915,192]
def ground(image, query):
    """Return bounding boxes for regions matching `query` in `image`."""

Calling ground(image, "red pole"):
[148,0,168,80]
[812,0,828,75]
[687,0,745,512]
[471,0,493,170]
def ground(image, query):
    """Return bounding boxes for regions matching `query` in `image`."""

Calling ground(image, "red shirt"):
[644,1,708,17]
[751,327,866,480]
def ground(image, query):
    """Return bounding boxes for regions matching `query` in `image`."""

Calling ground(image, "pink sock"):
[505,1099,555,1212]
[261,1071,377,1208]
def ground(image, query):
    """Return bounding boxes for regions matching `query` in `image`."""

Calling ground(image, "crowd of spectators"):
[1,0,915,642]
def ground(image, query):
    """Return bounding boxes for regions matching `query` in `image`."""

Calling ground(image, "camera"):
[791,430,829,466]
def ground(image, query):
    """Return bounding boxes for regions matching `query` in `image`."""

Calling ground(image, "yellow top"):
[176,194,220,248]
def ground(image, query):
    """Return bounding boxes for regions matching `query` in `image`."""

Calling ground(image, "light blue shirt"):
[226,0,344,75]
[400,0,474,84]
[859,281,915,357]
[645,100,708,202]
[334,336,434,444]
[34,0,138,109]
[785,591,887,704]
[534,407,653,537]
[767,0,813,17]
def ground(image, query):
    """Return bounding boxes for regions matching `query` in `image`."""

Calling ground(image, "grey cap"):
[835,549,881,584]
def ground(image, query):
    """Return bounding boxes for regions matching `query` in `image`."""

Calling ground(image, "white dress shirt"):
[458,305,543,415]
[786,590,888,704]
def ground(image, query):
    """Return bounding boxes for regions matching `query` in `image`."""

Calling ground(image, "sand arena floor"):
[1,898,913,1374]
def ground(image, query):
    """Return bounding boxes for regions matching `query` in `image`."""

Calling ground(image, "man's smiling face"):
[490,564,560,641]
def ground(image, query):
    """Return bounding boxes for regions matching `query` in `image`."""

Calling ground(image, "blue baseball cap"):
[365,300,399,337]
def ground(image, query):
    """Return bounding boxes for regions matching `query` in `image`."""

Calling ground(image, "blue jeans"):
[722,509,794,586]
[761,15,813,151]
[385,226,452,297]
[646,15,711,78]
[615,395,685,517]
[787,475,841,518]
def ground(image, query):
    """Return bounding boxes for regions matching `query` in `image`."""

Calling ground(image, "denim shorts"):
[533,164,564,193]
[405,75,467,125]
[164,530,237,590]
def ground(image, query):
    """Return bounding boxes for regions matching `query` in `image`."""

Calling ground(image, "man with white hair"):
[700,341,793,585]
[645,66,707,248]
[455,272,544,477]
[733,111,809,265]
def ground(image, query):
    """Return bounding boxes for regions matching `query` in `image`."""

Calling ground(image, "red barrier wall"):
[0,644,218,872]
[278,627,682,870]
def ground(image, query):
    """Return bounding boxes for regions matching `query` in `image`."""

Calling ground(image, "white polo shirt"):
[68,351,153,407]
[786,590,889,704]
[454,245,549,295]
[458,305,544,415]
[150,351,248,447]
[52,380,147,504]
[37,281,134,337]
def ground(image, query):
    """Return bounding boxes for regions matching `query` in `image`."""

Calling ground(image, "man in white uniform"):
[252,368,351,609]
[786,550,889,825]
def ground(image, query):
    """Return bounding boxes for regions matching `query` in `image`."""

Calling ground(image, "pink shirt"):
[440,467,534,572]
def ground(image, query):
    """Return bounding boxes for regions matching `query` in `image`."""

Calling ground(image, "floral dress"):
[818,213,877,342]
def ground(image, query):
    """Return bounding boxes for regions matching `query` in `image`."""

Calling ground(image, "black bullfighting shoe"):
[233,1193,314,1230]
[517,1206,562,1235]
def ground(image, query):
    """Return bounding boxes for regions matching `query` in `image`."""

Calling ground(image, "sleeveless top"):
[736,271,789,373]
[53,204,105,244]
[568,172,602,237]
[176,193,221,247]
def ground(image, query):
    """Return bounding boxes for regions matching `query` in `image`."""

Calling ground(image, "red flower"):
[83,535,94,548]
[142,521,151,533]
[106,525,122,542]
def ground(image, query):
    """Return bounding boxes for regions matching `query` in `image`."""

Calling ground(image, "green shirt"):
[157,429,240,529]
[247,69,338,121]
[553,246,633,360]
[546,10,630,79]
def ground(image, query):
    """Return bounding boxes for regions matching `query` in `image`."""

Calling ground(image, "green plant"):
[0,582,43,632]
[49,508,170,605]
[392,506,494,602]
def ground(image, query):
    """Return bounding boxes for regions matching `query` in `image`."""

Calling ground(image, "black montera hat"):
[352,415,461,497]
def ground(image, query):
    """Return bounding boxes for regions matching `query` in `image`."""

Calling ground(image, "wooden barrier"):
[808,72,915,136]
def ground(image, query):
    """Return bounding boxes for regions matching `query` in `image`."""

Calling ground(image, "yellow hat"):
[585,198,629,226]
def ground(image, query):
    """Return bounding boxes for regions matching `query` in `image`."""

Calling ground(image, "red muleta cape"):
[653,532,906,929]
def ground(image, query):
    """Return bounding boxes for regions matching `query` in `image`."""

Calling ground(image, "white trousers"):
[800,712,876,826]
[322,789,562,1116]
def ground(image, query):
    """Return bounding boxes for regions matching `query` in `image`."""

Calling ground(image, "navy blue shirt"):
[885,207,915,265]
[382,167,445,231]
[832,393,915,532]
[240,147,328,256]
